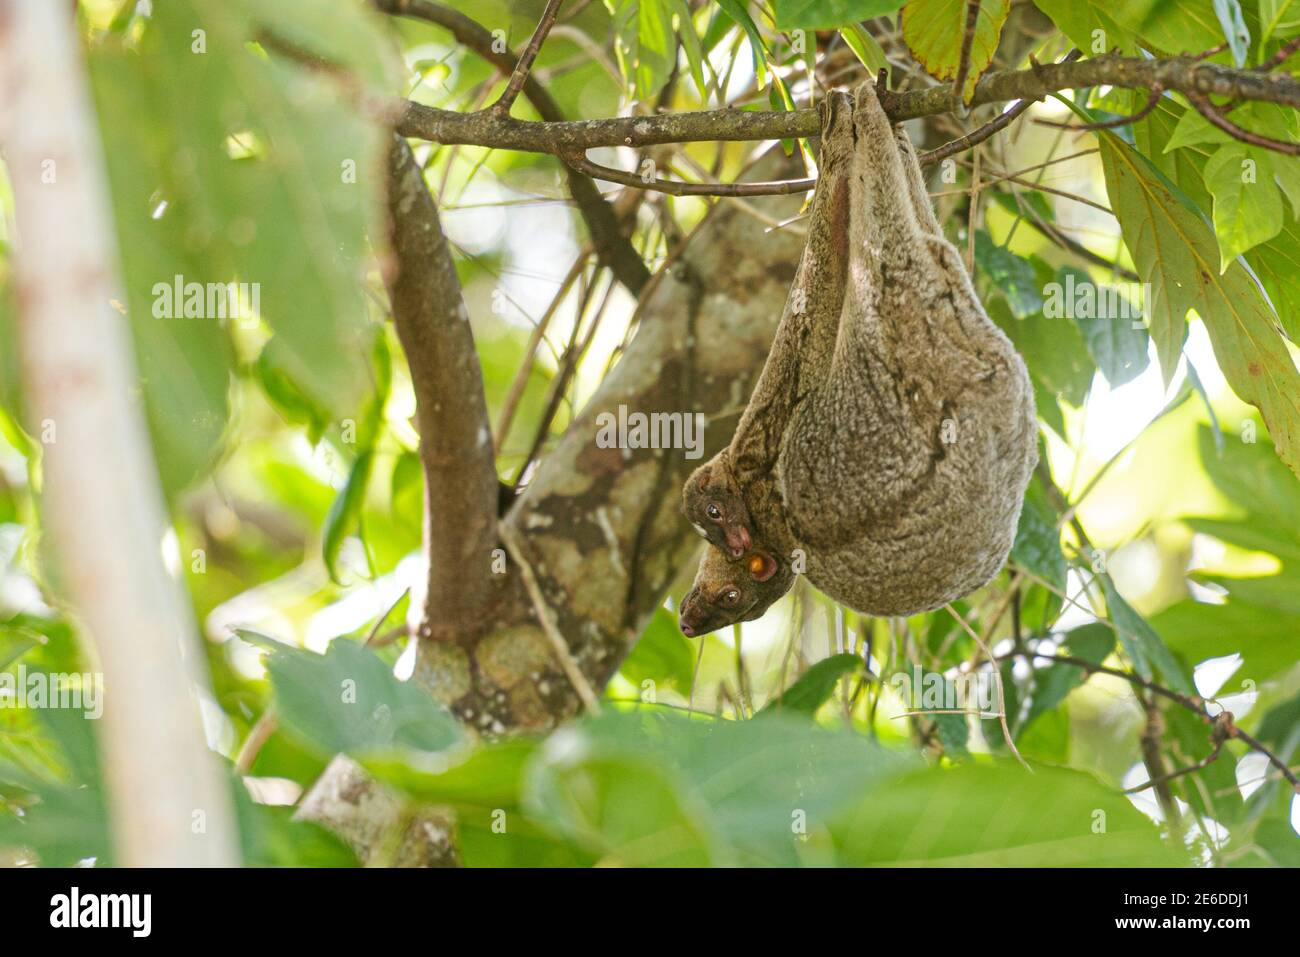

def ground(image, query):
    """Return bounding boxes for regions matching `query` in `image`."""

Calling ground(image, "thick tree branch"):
[396,51,1300,155]
[494,147,810,702]
[383,136,501,643]
[374,0,649,293]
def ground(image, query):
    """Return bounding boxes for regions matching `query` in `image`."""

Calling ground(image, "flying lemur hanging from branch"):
[678,80,1038,638]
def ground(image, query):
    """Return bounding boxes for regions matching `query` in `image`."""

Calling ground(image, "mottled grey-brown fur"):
[681,82,1037,634]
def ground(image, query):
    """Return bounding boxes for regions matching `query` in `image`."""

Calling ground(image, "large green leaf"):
[87,0,399,501]
[1101,574,1195,694]
[263,637,463,759]
[1098,130,1300,479]
[1150,426,1300,685]
[975,231,1044,318]
[1202,144,1283,267]
[1057,265,1151,387]
[522,710,912,866]
[831,762,1189,865]
[1260,0,1300,44]
[902,0,1009,103]
[760,652,865,715]
[773,0,904,29]
[1035,0,1227,55]
[1141,97,1300,343]
[619,608,698,691]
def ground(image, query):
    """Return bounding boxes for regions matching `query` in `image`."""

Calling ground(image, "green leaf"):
[1031,0,1137,55]
[1011,484,1066,592]
[1056,266,1151,387]
[523,710,911,865]
[0,625,42,671]
[668,0,709,101]
[974,231,1043,318]
[1260,0,1300,44]
[265,637,462,759]
[715,0,769,89]
[1203,144,1284,267]
[902,0,1010,103]
[772,0,904,30]
[1101,574,1194,694]
[1269,152,1300,219]
[831,762,1188,865]
[524,740,724,866]
[620,608,698,690]
[234,787,358,867]
[761,652,865,715]
[989,297,1095,408]
[88,0,398,497]
[1254,817,1300,866]
[366,737,539,810]
[1021,624,1115,731]
[254,351,329,442]
[634,0,678,101]
[322,449,374,584]
[1098,128,1300,479]
[839,23,890,75]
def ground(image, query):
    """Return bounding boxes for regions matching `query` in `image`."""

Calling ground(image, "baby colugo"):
[681,81,1037,634]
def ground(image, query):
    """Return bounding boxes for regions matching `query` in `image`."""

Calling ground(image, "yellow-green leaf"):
[1203,144,1284,268]
[1099,131,1300,479]
[902,0,1009,103]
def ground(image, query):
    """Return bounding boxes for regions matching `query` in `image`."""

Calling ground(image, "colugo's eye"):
[706,504,722,520]
[722,588,740,605]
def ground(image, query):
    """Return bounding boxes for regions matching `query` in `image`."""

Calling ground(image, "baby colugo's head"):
[678,544,792,637]
[681,454,754,559]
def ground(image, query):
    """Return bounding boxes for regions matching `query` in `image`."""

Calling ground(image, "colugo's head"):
[681,454,754,559]
[678,544,793,637]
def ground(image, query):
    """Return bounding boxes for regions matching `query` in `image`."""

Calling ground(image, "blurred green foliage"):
[0,0,1296,867]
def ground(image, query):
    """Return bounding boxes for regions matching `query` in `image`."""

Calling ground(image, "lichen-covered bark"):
[412,149,809,727]
[309,151,807,864]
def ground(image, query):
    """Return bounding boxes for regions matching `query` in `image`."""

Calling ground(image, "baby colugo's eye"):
[723,588,740,605]
[706,504,722,520]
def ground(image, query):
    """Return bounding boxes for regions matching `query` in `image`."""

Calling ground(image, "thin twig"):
[363,587,411,647]
[1123,736,1224,794]
[1256,34,1300,72]
[498,521,601,713]
[233,708,279,777]
[1034,87,1163,131]
[491,0,564,117]
[494,247,592,452]
[562,149,815,197]
[943,603,1030,770]
[952,0,981,104]
[922,51,1084,167]
[1003,650,1300,793]
[1185,88,1300,155]
[921,96,1036,167]
[398,53,1300,154]
[375,0,648,293]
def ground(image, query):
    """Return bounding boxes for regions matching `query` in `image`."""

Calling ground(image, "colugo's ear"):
[696,465,712,491]
[747,551,778,582]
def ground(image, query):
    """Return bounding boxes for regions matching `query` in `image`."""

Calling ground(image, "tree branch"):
[491,0,564,117]
[395,52,1300,181]
[563,149,815,197]
[384,136,502,643]
[374,0,649,293]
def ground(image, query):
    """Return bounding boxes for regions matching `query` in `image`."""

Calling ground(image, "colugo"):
[680,81,1037,637]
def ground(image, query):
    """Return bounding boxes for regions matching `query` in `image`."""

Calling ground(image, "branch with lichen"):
[394,51,1300,195]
